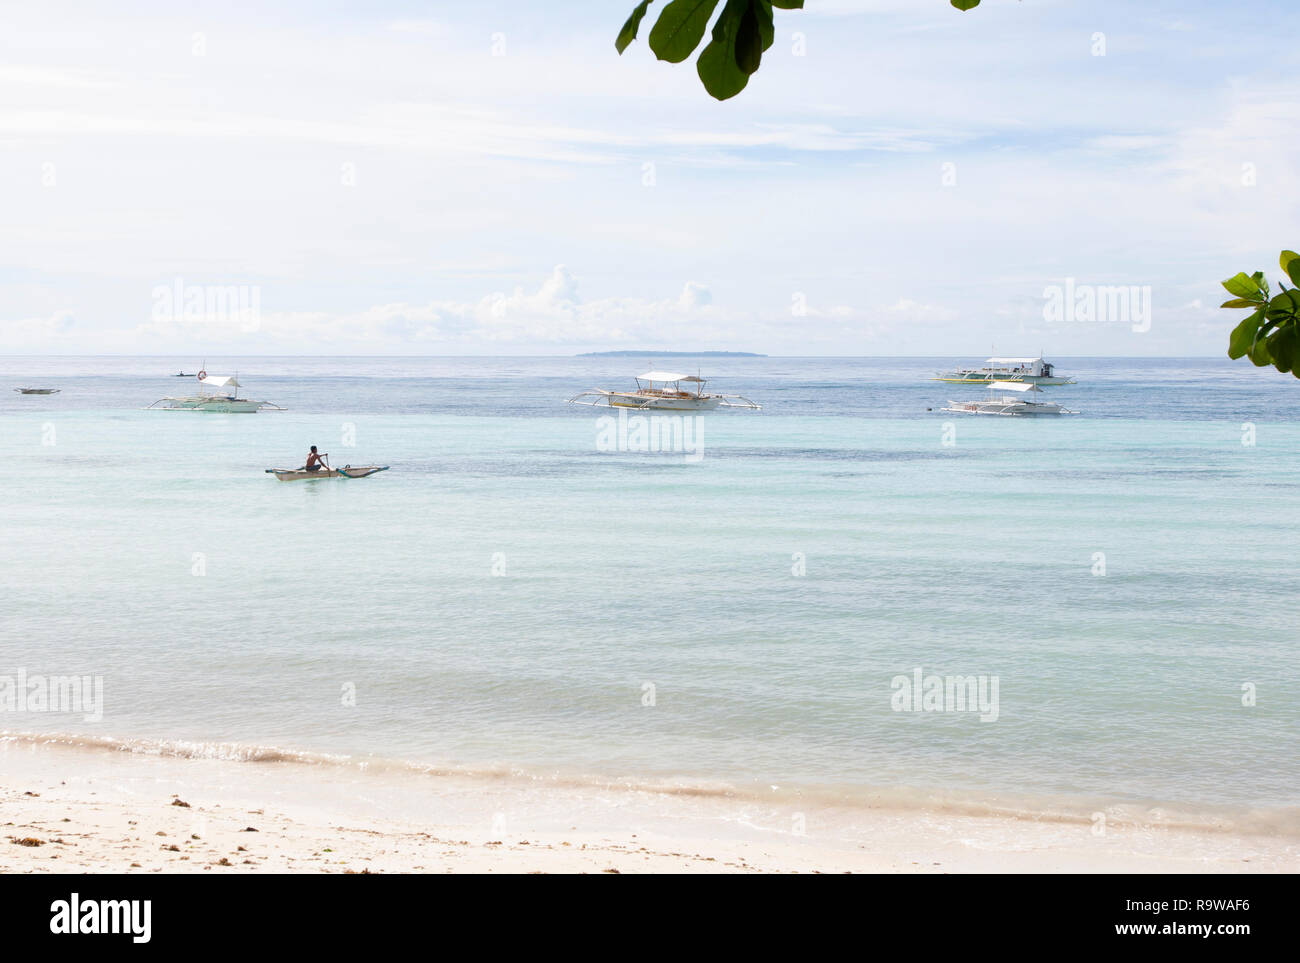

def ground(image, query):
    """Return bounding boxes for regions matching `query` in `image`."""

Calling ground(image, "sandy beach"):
[2,738,1295,874]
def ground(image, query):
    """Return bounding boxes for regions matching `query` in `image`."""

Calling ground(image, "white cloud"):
[0,65,119,90]
[0,312,76,347]
[386,19,447,37]
[0,1,1295,356]
[85,268,743,353]
[883,299,959,323]
[678,282,712,310]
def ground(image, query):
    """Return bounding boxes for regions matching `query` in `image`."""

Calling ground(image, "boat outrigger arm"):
[146,397,286,410]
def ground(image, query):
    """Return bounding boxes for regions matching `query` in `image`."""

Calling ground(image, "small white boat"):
[14,387,60,394]
[568,371,760,411]
[147,373,283,413]
[267,465,389,482]
[935,356,1075,385]
[941,381,1076,416]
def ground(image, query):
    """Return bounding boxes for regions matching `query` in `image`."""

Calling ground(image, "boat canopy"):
[199,375,238,387]
[990,381,1038,392]
[986,357,1041,365]
[636,371,689,382]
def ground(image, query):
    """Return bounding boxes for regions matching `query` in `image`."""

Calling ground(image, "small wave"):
[0,731,352,765]
[4,730,1297,839]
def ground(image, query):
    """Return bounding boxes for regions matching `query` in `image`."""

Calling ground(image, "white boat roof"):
[199,375,238,387]
[990,381,1037,392]
[637,371,688,382]
[986,357,1042,364]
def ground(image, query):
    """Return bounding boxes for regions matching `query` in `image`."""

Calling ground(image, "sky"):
[1,0,1297,356]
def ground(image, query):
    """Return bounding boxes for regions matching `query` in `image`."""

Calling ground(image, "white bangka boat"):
[568,371,760,411]
[941,381,1076,416]
[266,464,389,482]
[147,373,283,413]
[935,356,1075,385]
[14,387,60,395]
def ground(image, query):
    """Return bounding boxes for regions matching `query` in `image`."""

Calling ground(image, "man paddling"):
[304,446,328,473]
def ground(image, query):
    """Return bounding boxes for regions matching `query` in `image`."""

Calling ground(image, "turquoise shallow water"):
[1,357,1298,817]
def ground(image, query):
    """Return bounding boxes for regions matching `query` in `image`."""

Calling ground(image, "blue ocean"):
[2,356,1297,827]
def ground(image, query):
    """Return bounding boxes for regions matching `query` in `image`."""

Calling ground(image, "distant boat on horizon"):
[576,350,766,358]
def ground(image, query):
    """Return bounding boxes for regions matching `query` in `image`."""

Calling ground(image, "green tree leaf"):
[616,1,655,54]
[1265,325,1299,374]
[1223,252,1300,377]
[1221,272,1262,301]
[756,0,775,51]
[1228,309,1264,359]
[697,0,751,100]
[1265,288,1300,323]
[648,0,721,64]
[770,1,803,8]
[951,0,981,10]
[1248,337,1273,367]
[1281,250,1300,288]
[736,1,763,74]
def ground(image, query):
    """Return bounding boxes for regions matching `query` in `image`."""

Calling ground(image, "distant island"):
[576,350,766,357]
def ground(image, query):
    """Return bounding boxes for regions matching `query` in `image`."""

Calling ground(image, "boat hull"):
[941,401,1073,416]
[935,374,1074,385]
[190,401,263,413]
[270,465,389,481]
[151,398,273,413]
[606,393,722,411]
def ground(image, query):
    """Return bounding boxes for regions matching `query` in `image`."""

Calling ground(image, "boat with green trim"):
[934,356,1075,385]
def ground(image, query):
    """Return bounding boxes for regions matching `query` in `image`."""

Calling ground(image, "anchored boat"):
[941,381,1076,416]
[568,371,760,411]
[266,465,389,482]
[147,372,283,413]
[935,356,1075,385]
[14,387,60,395]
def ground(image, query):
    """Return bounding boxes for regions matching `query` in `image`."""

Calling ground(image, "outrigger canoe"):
[266,465,389,482]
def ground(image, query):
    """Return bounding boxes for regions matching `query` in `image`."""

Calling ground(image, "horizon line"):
[0,353,1236,360]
